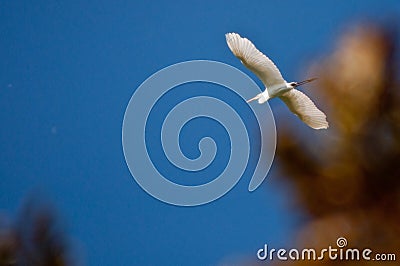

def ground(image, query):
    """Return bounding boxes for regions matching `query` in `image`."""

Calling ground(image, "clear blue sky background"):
[1,1,399,265]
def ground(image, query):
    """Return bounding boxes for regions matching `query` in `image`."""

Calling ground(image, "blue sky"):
[1,1,399,265]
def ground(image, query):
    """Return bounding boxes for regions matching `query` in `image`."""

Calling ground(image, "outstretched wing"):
[226,32,285,88]
[279,89,329,129]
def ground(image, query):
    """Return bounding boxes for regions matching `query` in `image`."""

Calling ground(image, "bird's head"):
[289,78,317,88]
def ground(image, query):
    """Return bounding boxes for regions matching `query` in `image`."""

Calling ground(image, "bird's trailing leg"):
[246,94,261,103]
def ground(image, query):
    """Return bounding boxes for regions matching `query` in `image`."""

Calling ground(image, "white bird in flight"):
[226,32,328,129]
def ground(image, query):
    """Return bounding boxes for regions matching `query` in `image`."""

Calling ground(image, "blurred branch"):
[0,199,76,266]
[272,21,400,265]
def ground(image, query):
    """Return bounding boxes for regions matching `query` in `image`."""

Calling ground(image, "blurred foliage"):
[0,200,74,266]
[272,22,400,265]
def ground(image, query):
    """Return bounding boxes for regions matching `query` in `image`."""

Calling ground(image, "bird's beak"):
[246,95,260,103]
[296,78,317,87]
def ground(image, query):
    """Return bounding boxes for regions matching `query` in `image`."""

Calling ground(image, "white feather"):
[225,32,285,88]
[279,89,329,129]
